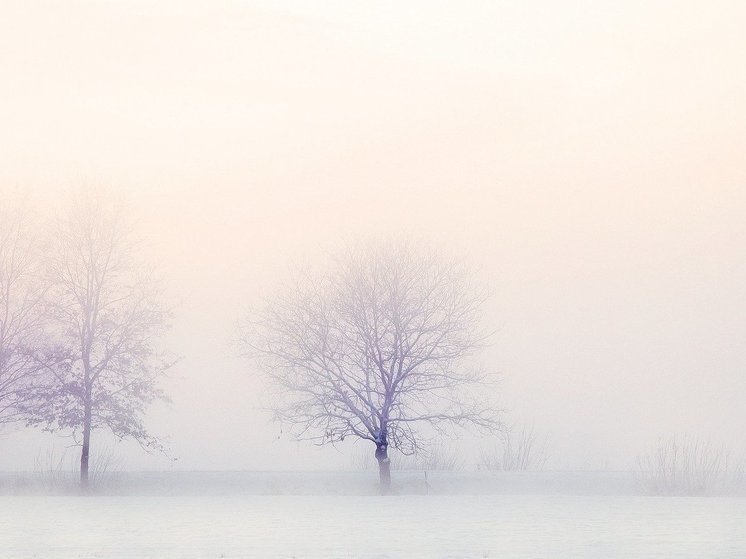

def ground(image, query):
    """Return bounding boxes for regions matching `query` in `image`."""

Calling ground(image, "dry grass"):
[480,424,550,471]
[635,435,739,495]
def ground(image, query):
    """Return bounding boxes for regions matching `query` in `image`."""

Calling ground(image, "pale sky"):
[1,0,744,471]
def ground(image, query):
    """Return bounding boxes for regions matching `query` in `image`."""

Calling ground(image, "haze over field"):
[1,0,744,472]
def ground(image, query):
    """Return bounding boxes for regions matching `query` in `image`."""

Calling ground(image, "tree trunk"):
[375,442,391,495]
[80,401,92,491]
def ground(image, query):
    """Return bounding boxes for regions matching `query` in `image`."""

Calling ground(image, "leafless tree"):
[24,190,173,490]
[240,241,500,493]
[0,196,47,425]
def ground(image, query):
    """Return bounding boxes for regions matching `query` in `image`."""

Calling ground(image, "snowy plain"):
[2,472,745,559]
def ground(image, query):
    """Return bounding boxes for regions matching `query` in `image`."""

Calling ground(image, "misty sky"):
[1,0,744,471]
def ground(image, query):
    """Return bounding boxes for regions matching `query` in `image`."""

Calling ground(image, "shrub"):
[480,424,549,471]
[635,435,735,495]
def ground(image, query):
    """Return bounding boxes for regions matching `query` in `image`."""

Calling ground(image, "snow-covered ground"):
[2,473,745,558]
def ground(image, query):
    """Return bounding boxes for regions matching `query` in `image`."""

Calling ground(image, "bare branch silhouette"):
[23,189,174,490]
[240,240,500,493]
[0,195,47,425]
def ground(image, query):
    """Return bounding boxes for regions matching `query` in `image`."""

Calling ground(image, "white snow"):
[2,493,745,558]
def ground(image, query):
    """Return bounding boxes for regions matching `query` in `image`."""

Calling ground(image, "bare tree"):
[25,190,172,490]
[0,196,47,425]
[240,241,499,493]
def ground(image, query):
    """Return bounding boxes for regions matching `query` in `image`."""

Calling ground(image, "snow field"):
[2,494,745,559]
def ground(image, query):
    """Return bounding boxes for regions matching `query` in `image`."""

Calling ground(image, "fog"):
[1,0,744,475]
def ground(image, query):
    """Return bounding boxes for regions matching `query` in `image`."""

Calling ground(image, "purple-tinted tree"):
[26,191,172,490]
[240,242,499,493]
[0,197,47,425]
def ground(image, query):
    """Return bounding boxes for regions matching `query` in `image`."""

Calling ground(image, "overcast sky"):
[1,0,744,471]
